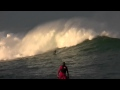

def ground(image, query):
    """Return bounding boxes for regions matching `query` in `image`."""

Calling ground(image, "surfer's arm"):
[66,67,69,78]
[57,66,62,77]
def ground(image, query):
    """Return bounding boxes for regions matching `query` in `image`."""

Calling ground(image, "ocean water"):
[0,36,120,79]
[0,18,120,79]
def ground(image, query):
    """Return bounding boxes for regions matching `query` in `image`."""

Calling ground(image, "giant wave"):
[0,18,119,60]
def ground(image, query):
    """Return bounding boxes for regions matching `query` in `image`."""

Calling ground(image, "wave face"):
[0,18,119,60]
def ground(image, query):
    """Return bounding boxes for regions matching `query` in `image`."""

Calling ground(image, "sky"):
[0,11,120,34]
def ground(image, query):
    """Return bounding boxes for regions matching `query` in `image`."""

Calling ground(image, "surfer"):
[57,62,69,79]
[54,50,57,55]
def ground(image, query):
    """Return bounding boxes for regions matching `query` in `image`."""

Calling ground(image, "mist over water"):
[0,18,119,60]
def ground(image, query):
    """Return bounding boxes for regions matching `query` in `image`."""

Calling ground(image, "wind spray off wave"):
[0,18,117,60]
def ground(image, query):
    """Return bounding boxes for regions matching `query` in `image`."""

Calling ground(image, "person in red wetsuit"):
[57,62,69,79]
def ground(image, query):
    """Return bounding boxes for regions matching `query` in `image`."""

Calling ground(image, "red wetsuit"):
[58,65,69,79]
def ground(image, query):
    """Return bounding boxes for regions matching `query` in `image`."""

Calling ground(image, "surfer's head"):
[62,62,66,66]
